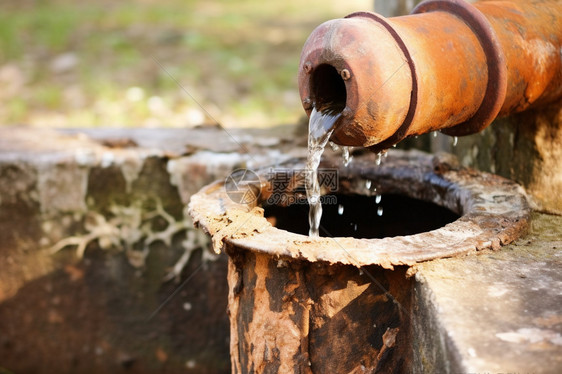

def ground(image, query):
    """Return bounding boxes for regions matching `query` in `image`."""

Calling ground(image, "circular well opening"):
[190,150,531,266]
[264,193,460,239]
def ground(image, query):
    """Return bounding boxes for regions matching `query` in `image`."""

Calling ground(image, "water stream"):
[306,107,341,237]
[305,107,392,236]
[342,146,352,166]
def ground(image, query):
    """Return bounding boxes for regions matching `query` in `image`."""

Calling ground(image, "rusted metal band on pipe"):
[413,0,507,136]
[344,11,419,152]
[298,15,415,147]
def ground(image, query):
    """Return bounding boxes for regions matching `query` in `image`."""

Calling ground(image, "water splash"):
[329,141,340,152]
[306,107,341,237]
[342,146,352,167]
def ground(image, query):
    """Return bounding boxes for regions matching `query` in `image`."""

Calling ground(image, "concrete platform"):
[0,127,560,373]
[0,126,296,373]
[412,212,562,373]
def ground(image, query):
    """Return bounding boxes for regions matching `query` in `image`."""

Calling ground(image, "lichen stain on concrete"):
[167,152,247,205]
[0,127,301,372]
[37,162,89,215]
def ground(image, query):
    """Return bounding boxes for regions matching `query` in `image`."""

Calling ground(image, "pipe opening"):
[264,193,459,239]
[311,64,347,115]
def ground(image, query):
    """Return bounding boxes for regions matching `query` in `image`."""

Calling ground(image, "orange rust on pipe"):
[297,0,562,152]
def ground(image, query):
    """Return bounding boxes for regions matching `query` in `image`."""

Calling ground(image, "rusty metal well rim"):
[413,0,507,136]
[189,151,530,269]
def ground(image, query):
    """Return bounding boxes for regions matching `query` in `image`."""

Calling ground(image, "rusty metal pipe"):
[298,0,562,152]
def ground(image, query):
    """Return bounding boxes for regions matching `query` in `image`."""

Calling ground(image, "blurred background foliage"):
[0,0,371,128]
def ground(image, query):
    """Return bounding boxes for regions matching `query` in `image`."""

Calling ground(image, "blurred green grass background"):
[0,0,370,128]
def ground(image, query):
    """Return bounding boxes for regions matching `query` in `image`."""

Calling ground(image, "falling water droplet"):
[365,180,372,189]
[392,144,397,148]
[342,146,352,167]
[354,223,358,231]
[377,206,384,216]
[453,136,458,146]
[376,153,382,166]
[433,131,438,138]
[338,204,344,215]
[384,152,388,158]
[375,194,382,204]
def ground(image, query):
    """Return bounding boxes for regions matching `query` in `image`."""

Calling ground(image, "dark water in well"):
[264,193,459,238]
